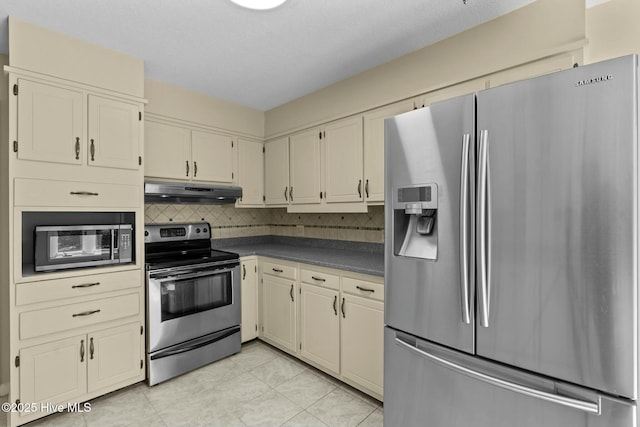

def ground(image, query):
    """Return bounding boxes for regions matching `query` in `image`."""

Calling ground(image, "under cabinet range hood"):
[144,181,242,204]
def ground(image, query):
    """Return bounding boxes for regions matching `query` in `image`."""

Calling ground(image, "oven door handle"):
[152,267,237,283]
[150,326,240,360]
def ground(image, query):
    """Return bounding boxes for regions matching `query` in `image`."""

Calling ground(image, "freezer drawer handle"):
[394,337,601,415]
[459,133,471,325]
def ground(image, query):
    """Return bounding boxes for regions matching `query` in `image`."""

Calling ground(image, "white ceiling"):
[0,0,536,111]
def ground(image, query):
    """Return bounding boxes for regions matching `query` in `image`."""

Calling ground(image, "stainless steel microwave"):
[34,224,133,272]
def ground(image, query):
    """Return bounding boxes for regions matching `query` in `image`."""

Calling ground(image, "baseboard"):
[0,382,8,397]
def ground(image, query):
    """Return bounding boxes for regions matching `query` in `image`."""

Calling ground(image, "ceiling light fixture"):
[230,0,287,10]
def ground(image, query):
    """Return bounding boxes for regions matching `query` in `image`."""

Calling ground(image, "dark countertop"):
[211,236,384,277]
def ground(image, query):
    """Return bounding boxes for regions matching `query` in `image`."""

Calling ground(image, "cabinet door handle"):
[341,297,346,318]
[365,179,369,198]
[70,191,99,196]
[72,309,101,318]
[272,268,283,273]
[243,264,246,280]
[72,282,101,289]
[90,139,95,161]
[284,187,288,201]
[290,284,294,302]
[89,337,94,360]
[80,339,85,362]
[311,276,326,282]
[75,137,80,160]
[186,161,190,177]
[333,295,337,316]
[356,285,375,293]
[194,161,198,178]
[289,187,294,201]
[357,180,362,198]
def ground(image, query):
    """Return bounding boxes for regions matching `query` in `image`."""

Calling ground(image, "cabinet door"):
[191,130,234,183]
[324,117,364,203]
[17,79,84,165]
[88,95,140,170]
[300,283,339,374]
[87,323,142,393]
[264,137,290,205]
[237,139,264,206]
[241,259,258,343]
[341,294,384,396]
[20,335,87,408]
[262,274,297,352]
[363,101,414,203]
[289,129,321,205]
[144,121,191,180]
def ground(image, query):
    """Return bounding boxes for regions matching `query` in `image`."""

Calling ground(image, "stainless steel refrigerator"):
[384,55,638,427]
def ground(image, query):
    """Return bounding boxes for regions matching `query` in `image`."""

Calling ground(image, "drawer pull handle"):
[89,337,94,360]
[311,276,326,282]
[356,286,375,293]
[80,339,85,362]
[272,268,284,273]
[72,282,101,289]
[70,191,99,196]
[72,309,101,318]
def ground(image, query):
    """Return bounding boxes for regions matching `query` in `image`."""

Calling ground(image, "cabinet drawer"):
[20,292,140,340]
[14,178,140,208]
[16,269,141,306]
[262,260,296,279]
[342,277,384,302]
[301,268,339,291]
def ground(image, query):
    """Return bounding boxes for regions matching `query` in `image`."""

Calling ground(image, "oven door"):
[147,262,240,353]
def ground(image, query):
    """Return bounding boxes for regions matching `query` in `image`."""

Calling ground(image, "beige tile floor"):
[1,340,383,427]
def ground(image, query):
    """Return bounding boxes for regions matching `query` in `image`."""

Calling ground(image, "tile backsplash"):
[144,204,385,243]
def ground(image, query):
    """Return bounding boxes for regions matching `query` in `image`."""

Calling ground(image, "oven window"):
[49,230,112,261]
[160,271,232,321]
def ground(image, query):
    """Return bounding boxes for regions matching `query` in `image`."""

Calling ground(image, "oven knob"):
[203,228,208,233]
[196,228,201,233]
[145,231,149,237]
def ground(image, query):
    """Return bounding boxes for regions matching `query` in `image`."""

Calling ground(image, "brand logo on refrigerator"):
[575,74,613,87]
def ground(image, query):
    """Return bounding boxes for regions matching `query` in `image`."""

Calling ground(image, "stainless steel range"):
[144,222,241,386]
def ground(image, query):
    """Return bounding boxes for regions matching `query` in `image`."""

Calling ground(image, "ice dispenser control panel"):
[393,184,438,260]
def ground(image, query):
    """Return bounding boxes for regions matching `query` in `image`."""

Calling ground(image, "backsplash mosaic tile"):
[144,204,385,243]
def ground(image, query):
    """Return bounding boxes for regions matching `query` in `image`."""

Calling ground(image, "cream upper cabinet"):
[241,258,259,343]
[144,121,236,184]
[16,78,84,166]
[237,139,264,206]
[87,95,141,170]
[191,130,234,183]
[261,273,297,353]
[289,128,321,205]
[363,101,414,203]
[323,116,364,204]
[264,137,290,206]
[300,281,340,374]
[144,121,191,180]
[341,291,384,397]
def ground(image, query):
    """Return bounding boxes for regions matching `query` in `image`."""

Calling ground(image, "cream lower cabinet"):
[241,257,259,343]
[300,277,340,374]
[261,270,297,353]
[19,322,142,414]
[340,287,384,397]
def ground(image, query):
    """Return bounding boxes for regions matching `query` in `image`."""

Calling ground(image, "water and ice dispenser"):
[393,184,438,260]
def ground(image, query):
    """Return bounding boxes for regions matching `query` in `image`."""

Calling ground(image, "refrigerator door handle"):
[459,133,471,324]
[394,336,602,415]
[477,129,490,328]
